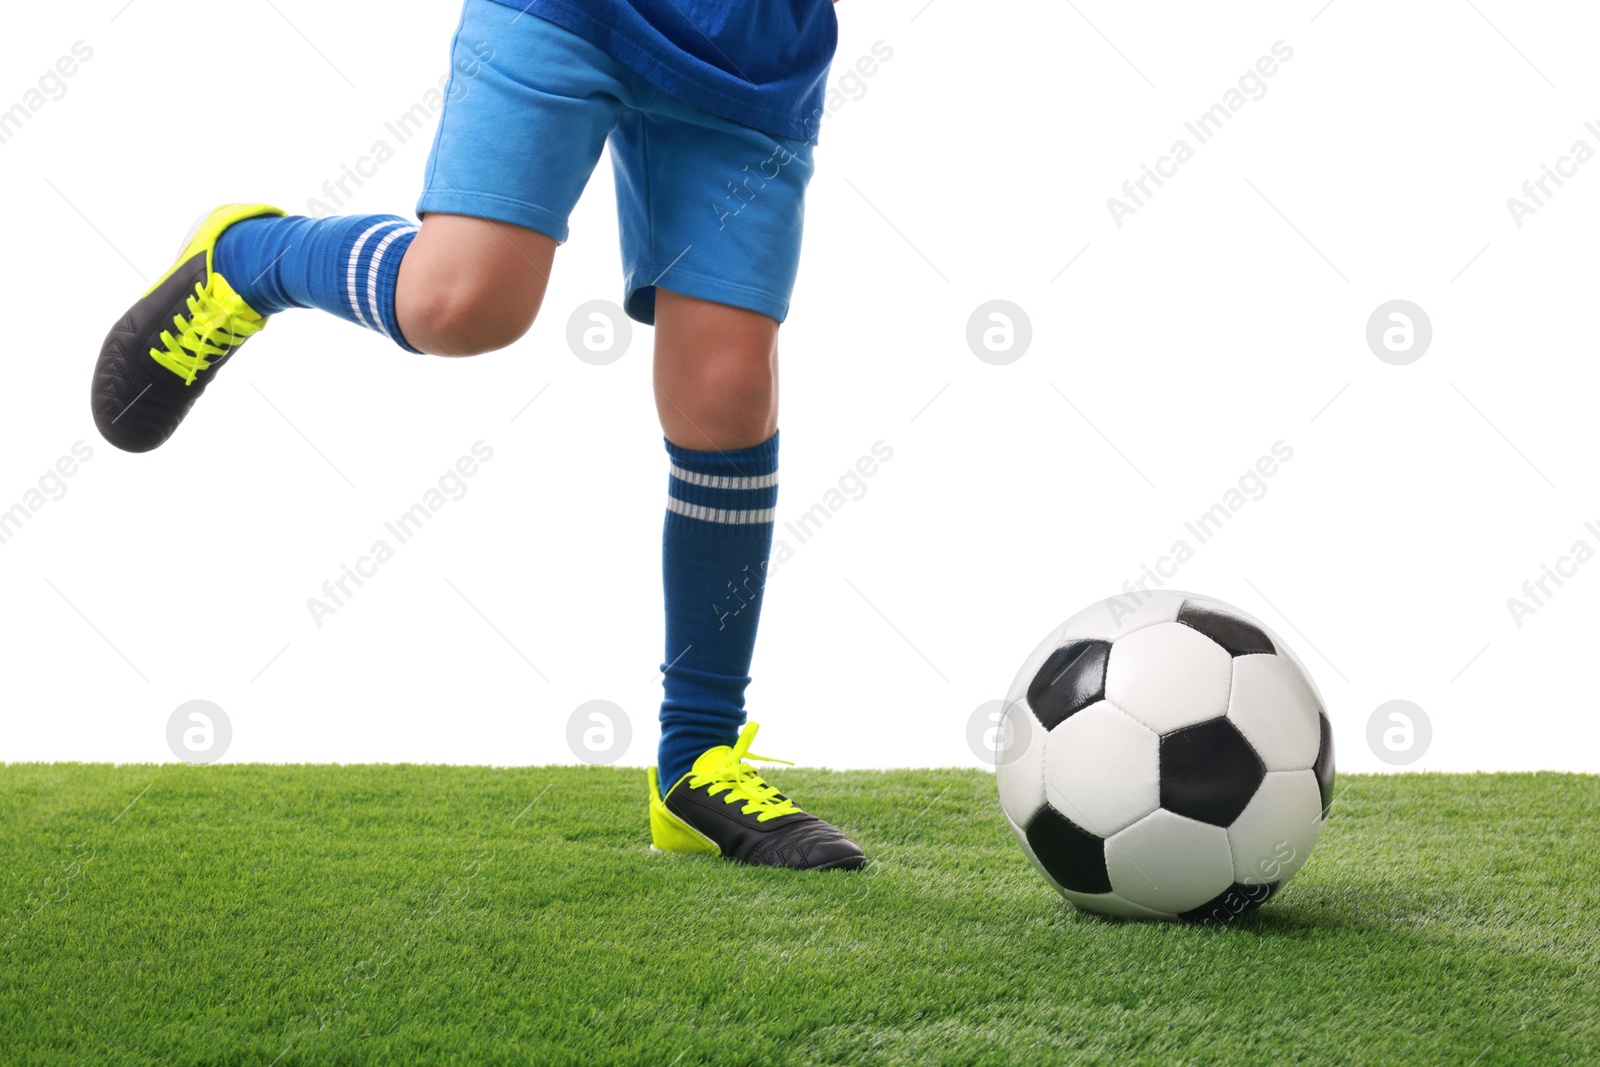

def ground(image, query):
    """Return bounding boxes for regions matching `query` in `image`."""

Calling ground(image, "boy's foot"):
[648,723,865,871]
[91,203,284,452]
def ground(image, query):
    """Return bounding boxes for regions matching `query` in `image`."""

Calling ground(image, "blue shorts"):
[418,0,816,325]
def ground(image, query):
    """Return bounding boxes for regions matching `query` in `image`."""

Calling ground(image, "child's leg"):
[652,289,781,792]
[645,287,862,870]
[586,42,859,866]
[214,210,554,357]
[91,4,631,452]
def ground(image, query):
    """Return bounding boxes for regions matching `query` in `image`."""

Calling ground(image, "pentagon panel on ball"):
[996,591,1335,922]
[1159,717,1265,827]
[1026,641,1110,730]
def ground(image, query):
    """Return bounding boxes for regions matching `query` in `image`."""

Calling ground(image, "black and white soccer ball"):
[995,591,1334,922]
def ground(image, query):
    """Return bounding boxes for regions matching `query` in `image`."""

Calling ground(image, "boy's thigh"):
[609,103,816,327]
[418,0,634,243]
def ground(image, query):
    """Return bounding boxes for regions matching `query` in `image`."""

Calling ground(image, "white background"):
[2,0,1597,773]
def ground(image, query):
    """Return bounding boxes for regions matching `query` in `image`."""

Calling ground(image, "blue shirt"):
[491,0,838,144]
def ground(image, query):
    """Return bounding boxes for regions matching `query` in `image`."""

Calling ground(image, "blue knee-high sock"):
[213,214,422,353]
[657,432,780,795]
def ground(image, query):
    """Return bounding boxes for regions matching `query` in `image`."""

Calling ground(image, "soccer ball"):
[994,590,1334,922]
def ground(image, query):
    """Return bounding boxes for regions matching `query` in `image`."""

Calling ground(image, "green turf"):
[2,765,1595,1066]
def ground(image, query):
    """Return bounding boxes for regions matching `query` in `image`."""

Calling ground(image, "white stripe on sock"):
[346,222,401,331]
[365,226,419,338]
[666,497,776,525]
[668,464,779,490]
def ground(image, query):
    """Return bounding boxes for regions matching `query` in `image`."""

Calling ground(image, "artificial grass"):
[1,765,1595,1066]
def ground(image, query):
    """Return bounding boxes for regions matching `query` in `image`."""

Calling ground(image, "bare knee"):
[400,279,537,357]
[394,213,554,357]
[697,347,776,417]
[662,346,778,447]
[652,289,781,449]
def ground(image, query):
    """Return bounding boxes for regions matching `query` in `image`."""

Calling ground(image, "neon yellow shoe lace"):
[149,273,266,385]
[688,723,803,822]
